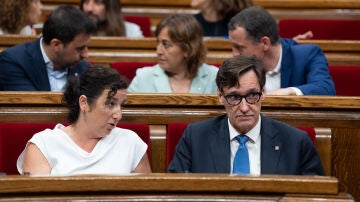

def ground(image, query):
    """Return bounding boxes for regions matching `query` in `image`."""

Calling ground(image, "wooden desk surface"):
[40,0,360,8]
[0,174,338,194]
[1,36,359,66]
[0,173,353,201]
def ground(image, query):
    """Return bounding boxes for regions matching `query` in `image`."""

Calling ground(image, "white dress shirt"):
[229,116,261,175]
[265,46,303,95]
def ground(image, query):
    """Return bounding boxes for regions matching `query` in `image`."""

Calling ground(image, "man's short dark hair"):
[42,5,96,45]
[216,55,266,92]
[228,6,279,45]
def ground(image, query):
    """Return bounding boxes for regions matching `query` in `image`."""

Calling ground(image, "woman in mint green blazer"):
[127,14,219,94]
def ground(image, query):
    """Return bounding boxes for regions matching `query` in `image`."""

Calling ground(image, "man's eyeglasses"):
[222,92,262,105]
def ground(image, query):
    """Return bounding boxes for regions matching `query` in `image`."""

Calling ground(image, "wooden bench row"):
[0,92,359,201]
[41,0,360,8]
[0,174,353,201]
[40,0,360,32]
[1,35,359,66]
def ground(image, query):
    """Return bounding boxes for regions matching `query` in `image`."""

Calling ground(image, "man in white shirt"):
[228,6,335,95]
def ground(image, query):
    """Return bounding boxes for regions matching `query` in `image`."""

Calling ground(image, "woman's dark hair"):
[62,65,129,123]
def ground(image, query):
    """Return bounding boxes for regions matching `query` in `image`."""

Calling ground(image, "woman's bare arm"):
[133,153,152,173]
[22,143,51,175]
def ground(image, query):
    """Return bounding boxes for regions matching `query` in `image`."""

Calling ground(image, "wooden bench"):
[0,92,359,201]
[0,174,353,201]
[39,0,360,37]
[1,35,359,66]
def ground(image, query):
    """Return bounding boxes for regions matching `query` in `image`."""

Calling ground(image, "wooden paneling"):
[41,0,360,8]
[0,92,359,201]
[1,35,359,66]
[0,174,354,201]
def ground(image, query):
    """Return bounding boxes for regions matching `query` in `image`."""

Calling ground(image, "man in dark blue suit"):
[227,6,335,95]
[168,55,324,175]
[0,5,96,91]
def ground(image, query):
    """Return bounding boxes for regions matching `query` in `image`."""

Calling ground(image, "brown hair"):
[0,0,33,34]
[212,0,253,18]
[155,14,207,79]
[80,0,126,36]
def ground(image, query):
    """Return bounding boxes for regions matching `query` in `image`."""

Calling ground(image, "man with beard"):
[0,5,96,91]
[80,0,143,37]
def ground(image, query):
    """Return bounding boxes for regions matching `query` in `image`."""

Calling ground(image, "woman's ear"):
[79,95,88,111]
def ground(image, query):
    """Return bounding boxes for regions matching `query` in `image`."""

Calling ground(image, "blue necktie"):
[233,135,250,174]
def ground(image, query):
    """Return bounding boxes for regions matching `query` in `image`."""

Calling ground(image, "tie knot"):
[236,135,249,145]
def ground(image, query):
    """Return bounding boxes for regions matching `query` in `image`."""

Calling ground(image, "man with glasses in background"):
[167,55,324,175]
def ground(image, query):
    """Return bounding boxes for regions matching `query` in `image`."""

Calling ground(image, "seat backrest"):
[295,126,316,144]
[117,123,151,159]
[278,18,360,40]
[328,65,360,96]
[165,123,317,168]
[0,122,57,175]
[124,15,152,37]
[166,123,189,168]
[110,61,156,82]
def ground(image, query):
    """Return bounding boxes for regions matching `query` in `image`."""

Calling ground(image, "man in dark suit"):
[227,6,335,95]
[0,5,96,91]
[168,55,324,175]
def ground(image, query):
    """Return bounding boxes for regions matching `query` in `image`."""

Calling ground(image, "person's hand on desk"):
[266,87,298,95]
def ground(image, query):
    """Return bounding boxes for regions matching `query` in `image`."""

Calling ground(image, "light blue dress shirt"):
[39,38,68,92]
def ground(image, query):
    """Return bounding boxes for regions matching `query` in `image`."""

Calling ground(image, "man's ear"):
[261,87,265,101]
[260,36,271,51]
[50,38,63,52]
[217,89,225,104]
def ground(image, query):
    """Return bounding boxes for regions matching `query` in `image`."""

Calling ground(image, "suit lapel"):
[208,116,231,173]
[260,116,282,174]
[280,39,292,88]
[153,65,172,92]
[25,39,51,91]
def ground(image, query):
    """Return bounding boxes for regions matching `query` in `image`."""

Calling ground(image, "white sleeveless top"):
[17,124,147,175]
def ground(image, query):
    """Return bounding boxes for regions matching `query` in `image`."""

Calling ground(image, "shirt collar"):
[39,37,51,65]
[228,115,261,143]
[40,37,68,76]
[266,46,282,76]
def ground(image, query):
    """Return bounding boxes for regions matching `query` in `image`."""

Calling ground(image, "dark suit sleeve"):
[299,132,325,175]
[167,126,193,173]
[0,51,38,91]
[168,126,192,173]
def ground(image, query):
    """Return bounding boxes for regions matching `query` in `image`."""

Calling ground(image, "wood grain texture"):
[40,0,360,8]
[0,92,359,201]
[1,36,359,66]
[0,174,338,194]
